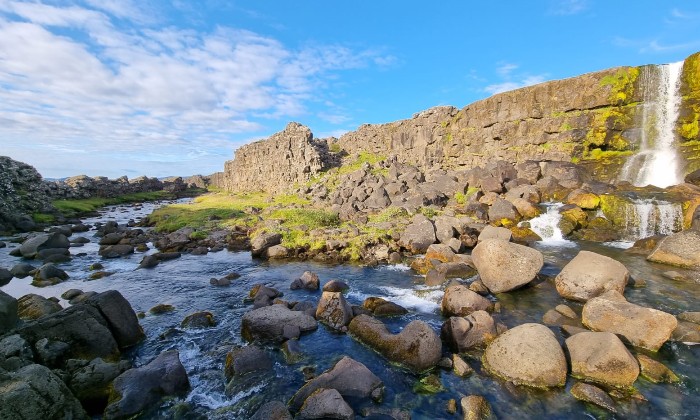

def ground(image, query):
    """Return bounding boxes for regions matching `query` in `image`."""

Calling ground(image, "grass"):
[273,194,311,206]
[32,213,56,223]
[368,206,408,223]
[53,190,179,217]
[264,208,341,250]
[146,192,269,233]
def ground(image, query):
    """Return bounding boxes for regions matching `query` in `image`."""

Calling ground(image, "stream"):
[1,201,699,419]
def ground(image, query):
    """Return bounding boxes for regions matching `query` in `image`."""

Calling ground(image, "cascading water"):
[618,61,684,188]
[522,203,576,247]
[620,199,684,240]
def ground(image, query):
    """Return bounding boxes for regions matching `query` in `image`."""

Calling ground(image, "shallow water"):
[1,202,698,419]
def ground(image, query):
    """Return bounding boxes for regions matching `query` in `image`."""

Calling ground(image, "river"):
[1,201,698,419]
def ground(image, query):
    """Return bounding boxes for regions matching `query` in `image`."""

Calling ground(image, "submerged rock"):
[441,310,497,352]
[482,323,566,388]
[555,250,629,301]
[566,331,639,388]
[242,304,317,343]
[362,297,408,316]
[291,271,320,290]
[460,395,492,420]
[348,314,441,373]
[289,356,383,411]
[570,382,617,413]
[471,238,543,293]
[637,354,680,383]
[250,401,292,420]
[316,291,353,331]
[104,350,189,419]
[181,311,216,329]
[582,290,677,351]
[224,346,272,381]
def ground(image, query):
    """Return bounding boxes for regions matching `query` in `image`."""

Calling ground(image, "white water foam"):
[381,263,411,271]
[621,199,683,240]
[377,285,444,313]
[523,203,577,247]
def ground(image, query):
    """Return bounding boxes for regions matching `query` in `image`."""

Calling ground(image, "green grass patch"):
[32,213,56,223]
[583,148,633,160]
[273,193,311,206]
[146,192,269,233]
[268,208,340,229]
[368,206,408,223]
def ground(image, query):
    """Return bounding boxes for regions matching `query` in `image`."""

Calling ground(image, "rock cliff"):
[0,156,54,232]
[222,122,334,193]
[222,51,700,193]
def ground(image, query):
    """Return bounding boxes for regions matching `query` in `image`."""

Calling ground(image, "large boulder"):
[250,401,292,420]
[17,293,62,320]
[0,267,11,286]
[242,304,317,343]
[647,230,700,268]
[488,198,521,226]
[441,310,497,352]
[32,263,69,287]
[19,232,70,258]
[17,304,120,364]
[316,291,353,331]
[434,215,460,244]
[0,290,18,334]
[68,357,131,415]
[98,244,134,258]
[86,291,145,349]
[441,285,493,317]
[482,323,567,388]
[477,225,512,242]
[398,215,437,254]
[224,346,272,381]
[0,363,88,419]
[10,262,36,278]
[555,251,629,301]
[565,331,639,388]
[289,356,383,411]
[298,388,354,420]
[471,239,543,293]
[251,232,282,258]
[104,350,190,419]
[582,290,677,351]
[291,271,320,291]
[348,314,441,373]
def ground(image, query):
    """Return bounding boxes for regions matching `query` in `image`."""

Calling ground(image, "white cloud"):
[0,0,390,177]
[483,63,547,95]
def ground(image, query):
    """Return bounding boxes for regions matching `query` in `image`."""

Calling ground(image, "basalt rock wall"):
[222,122,335,193]
[223,52,700,193]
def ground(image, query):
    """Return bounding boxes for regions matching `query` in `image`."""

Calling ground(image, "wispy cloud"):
[549,0,588,16]
[484,63,547,95]
[0,0,393,177]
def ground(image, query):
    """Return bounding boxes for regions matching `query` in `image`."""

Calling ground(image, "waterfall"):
[618,62,684,188]
[523,203,576,247]
[621,200,683,240]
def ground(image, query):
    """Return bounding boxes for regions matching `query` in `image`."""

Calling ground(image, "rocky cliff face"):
[222,122,334,193]
[0,156,54,232]
[222,52,700,193]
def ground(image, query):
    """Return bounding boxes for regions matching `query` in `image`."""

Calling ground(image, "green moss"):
[273,194,311,206]
[368,206,408,223]
[189,231,208,240]
[678,52,700,142]
[329,143,342,153]
[146,192,268,233]
[599,67,640,104]
[584,149,633,160]
[268,208,339,229]
[32,213,55,223]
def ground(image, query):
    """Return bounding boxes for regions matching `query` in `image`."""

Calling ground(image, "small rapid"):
[523,203,577,247]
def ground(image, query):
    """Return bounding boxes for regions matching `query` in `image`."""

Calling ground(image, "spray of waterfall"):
[621,200,683,240]
[618,62,684,188]
[523,203,576,247]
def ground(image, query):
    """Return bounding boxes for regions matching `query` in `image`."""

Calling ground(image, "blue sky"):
[1,0,699,178]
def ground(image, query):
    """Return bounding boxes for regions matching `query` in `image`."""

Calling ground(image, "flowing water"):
[1,202,699,419]
[620,200,684,240]
[523,203,577,247]
[618,62,684,188]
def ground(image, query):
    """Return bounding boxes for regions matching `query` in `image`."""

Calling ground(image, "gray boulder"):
[398,215,436,254]
[434,215,460,244]
[19,232,70,258]
[565,331,639,388]
[483,323,567,388]
[647,229,700,268]
[86,290,145,349]
[488,198,521,226]
[17,304,120,364]
[291,271,320,290]
[32,263,69,286]
[441,310,497,352]
[98,244,134,258]
[348,314,441,373]
[251,232,282,258]
[441,284,493,317]
[289,356,383,411]
[555,251,629,301]
[298,388,354,420]
[477,225,512,242]
[1,290,18,334]
[68,357,131,414]
[104,350,190,419]
[582,290,677,351]
[0,334,34,371]
[0,363,88,419]
[242,304,317,343]
[224,346,272,381]
[471,239,543,293]
[10,262,36,278]
[316,291,353,331]
[0,267,11,286]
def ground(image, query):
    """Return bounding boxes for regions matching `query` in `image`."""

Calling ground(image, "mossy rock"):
[560,206,588,229]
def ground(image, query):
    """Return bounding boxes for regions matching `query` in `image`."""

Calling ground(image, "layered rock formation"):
[222,52,700,193]
[222,122,335,193]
